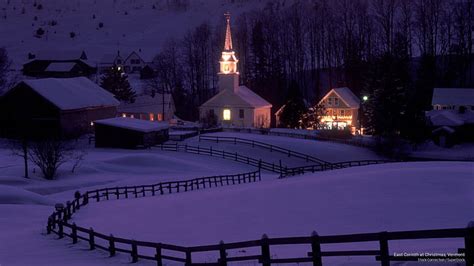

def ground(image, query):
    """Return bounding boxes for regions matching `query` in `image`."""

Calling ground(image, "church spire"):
[224,12,233,51]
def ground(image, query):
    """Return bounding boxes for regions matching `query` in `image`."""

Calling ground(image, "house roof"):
[45,62,77,72]
[22,77,120,111]
[432,126,456,134]
[117,94,174,114]
[235,86,272,108]
[332,87,360,108]
[427,110,474,126]
[94,117,169,133]
[432,88,474,106]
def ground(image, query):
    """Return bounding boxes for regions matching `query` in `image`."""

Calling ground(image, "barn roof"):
[22,77,119,110]
[432,88,474,106]
[33,50,87,61]
[95,117,169,133]
[45,62,77,72]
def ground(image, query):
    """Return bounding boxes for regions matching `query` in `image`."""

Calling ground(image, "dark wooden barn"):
[23,50,96,78]
[94,117,169,149]
[0,77,119,139]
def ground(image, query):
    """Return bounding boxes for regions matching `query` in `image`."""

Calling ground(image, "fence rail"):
[156,143,396,178]
[199,135,329,164]
[47,185,474,266]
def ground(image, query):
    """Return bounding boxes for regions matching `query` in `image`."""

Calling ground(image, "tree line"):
[150,0,473,142]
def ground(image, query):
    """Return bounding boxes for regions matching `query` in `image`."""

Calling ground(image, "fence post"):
[109,234,116,257]
[66,201,71,220]
[72,223,78,244]
[185,249,192,266]
[96,191,100,202]
[260,234,271,266]
[89,228,95,250]
[58,221,64,239]
[83,193,89,205]
[155,244,163,266]
[379,231,389,266]
[47,216,52,234]
[465,221,474,266]
[74,191,81,210]
[310,231,322,266]
[116,187,120,199]
[105,189,109,200]
[219,240,227,266]
[131,240,138,263]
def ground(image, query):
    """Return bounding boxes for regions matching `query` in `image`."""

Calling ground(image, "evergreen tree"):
[300,103,325,129]
[278,81,307,128]
[100,66,136,102]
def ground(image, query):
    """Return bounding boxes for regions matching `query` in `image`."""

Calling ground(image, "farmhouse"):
[0,77,119,139]
[426,88,474,147]
[200,13,272,128]
[318,87,360,132]
[118,94,175,122]
[99,50,151,75]
[23,50,96,78]
[94,117,169,149]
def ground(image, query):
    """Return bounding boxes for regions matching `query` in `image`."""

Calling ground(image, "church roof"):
[236,86,272,108]
[201,86,272,109]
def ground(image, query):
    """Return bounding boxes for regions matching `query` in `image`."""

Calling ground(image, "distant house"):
[99,50,152,75]
[94,117,169,149]
[318,87,360,132]
[23,50,96,78]
[118,94,175,122]
[426,88,474,147]
[199,14,272,128]
[0,77,119,139]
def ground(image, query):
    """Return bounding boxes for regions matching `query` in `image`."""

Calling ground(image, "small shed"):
[432,126,456,148]
[94,117,169,149]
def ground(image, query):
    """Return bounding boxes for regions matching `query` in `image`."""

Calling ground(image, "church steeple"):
[224,12,233,51]
[219,12,238,76]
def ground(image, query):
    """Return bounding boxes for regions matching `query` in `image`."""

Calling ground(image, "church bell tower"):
[218,12,239,92]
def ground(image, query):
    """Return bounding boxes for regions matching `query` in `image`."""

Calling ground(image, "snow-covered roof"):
[332,87,360,108]
[95,117,169,133]
[45,62,77,72]
[427,110,469,126]
[33,50,87,61]
[236,86,272,108]
[432,88,474,106]
[22,77,120,110]
[117,94,174,114]
[432,126,455,134]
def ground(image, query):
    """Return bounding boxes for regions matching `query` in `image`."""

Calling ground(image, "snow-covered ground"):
[0,134,472,265]
[0,0,271,69]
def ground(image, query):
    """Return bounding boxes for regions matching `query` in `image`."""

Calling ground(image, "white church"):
[200,13,272,128]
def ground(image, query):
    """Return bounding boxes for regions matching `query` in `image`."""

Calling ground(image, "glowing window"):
[157,113,163,121]
[223,109,231,120]
[149,113,154,121]
[122,113,127,118]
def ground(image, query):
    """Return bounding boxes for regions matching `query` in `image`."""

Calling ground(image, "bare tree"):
[28,140,73,180]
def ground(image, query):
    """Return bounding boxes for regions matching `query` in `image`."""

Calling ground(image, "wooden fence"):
[198,135,329,164]
[156,143,396,178]
[47,183,474,266]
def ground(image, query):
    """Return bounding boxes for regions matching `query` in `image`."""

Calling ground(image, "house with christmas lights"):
[318,87,360,132]
[199,13,272,128]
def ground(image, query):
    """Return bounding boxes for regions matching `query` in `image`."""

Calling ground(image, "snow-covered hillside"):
[0,0,269,68]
